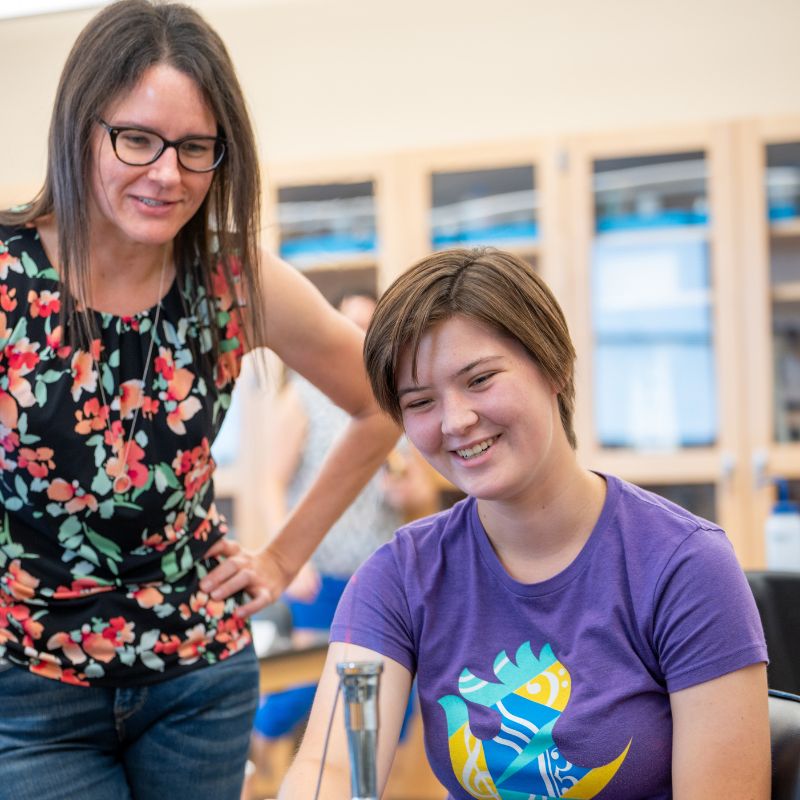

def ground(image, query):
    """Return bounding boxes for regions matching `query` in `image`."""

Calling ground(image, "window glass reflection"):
[277,181,377,269]
[591,153,716,450]
[430,165,537,250]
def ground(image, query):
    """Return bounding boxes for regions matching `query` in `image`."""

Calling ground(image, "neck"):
[477,463,607,584]
[34,217,174,316]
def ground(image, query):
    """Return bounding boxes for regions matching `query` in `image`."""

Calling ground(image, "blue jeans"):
[0,646,259,800]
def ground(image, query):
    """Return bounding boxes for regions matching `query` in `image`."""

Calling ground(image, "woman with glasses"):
[0,2,398,799]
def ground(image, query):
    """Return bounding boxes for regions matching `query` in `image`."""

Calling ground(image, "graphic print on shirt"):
[437,641,631,800]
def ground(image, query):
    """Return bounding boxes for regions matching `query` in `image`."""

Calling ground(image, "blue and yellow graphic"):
[437,642,630,799]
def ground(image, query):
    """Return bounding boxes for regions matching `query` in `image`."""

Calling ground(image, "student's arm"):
[202,253,400,614]
[279,641,413,799]
[670,663,770,799]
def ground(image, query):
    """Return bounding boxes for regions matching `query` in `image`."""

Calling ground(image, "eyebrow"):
[397,355,503,397]
[109,120,218,138]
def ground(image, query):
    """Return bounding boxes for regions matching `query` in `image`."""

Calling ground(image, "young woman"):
[0,2,397,798]
[280,248,770,799]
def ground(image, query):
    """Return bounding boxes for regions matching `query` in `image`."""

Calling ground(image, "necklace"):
[92,250,168,484]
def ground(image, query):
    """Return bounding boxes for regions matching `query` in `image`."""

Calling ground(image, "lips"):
[454,436,497,460]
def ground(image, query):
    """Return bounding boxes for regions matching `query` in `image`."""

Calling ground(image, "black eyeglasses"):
[97,119,226,173]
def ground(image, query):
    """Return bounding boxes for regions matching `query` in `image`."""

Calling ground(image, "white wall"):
[2,0,799,192]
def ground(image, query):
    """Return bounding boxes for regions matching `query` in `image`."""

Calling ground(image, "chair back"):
[747,571,800,694]
[770,689,800,800]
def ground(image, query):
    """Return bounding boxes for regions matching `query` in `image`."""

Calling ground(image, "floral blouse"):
[0,224,252,687]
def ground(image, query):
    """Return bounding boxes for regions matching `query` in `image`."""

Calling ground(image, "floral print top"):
[0,224,252,687]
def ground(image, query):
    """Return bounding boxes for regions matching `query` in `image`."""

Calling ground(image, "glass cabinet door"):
[570,131,742,539]
[765,142,800,444]
[275,178,380,301]
[591,152,716,451]
[430,164,539,262]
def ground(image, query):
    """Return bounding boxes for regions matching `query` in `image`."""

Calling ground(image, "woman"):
[280,248,770,799]
[0,2,397,799]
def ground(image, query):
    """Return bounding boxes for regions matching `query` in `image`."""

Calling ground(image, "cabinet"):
[215,119,800,568]
[739,117,800,560]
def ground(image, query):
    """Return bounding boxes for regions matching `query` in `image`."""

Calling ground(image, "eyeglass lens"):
[113,128,223,171]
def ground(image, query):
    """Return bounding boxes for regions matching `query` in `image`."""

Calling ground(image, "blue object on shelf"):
[595,210,709,233]
[431,220,538,248]
[279,233,377,260]
[768,204,800,222]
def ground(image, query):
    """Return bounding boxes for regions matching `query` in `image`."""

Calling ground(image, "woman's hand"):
[200,538,293,619]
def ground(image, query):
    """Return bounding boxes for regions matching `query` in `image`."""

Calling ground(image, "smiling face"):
[397,314,573,508]
[88,63,217,253]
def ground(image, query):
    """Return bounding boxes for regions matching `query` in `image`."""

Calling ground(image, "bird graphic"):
[438,641,631,799]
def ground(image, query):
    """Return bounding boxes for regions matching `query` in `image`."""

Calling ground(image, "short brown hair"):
[364,248,578,449]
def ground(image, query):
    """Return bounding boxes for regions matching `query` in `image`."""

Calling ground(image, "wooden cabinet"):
[739,116,800,563]
[565,124,751,556]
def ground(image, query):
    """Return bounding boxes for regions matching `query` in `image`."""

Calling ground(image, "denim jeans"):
[0,646,259,800]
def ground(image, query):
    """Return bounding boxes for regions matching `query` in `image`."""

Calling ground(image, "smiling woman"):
[0,2,399,799]
[279,247,771,800]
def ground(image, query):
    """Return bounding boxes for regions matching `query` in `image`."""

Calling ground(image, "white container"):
[765,481,800,572]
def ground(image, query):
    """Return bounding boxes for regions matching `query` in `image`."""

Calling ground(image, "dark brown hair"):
[0,0,266,357]
[364,247,578,448]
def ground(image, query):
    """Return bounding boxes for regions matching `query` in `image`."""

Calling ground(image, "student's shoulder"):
[609,473,720,535]
[393,495,475,545]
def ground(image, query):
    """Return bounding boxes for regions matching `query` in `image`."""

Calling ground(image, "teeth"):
[456,438,495,459]
[139,197,165,207]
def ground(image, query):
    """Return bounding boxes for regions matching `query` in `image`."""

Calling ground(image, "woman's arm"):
[202,253,400,615]
[670,663,770,799]
[279,641,413,799]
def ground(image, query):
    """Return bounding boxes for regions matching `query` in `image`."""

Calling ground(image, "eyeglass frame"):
[96,118,226,173]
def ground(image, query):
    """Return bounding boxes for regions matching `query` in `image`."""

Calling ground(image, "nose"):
[441,392,478,437]
[146,144,181,185]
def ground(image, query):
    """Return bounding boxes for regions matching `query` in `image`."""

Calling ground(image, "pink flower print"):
[47,631,88,665]
[74,397,110,435]
[82,617,134,663]
[30,660,90,686]
[154,347,175,380]
[0,284,17,312]
[27,288,61,318]
[172,439,213,500]
[177,623,211,664]
[104,429,148,494]
[52,578,112,600]
[0,338,40,428]
[70,349,98,402]
[163,364,201,435]
[118,379,145,420]
[132,586,164,609]
[0,245,22,280]
[45,325,72,359]
[0,425,19,453]
[141,396,160,419]
[46,478,99,514]
[17,446,55,479]
[0,601,43,649]
[4,559,40,601]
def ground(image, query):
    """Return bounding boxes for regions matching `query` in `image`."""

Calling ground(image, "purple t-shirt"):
[330,474,767,800]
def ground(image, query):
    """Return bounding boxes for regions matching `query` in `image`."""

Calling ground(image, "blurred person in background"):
[251,293,436,774]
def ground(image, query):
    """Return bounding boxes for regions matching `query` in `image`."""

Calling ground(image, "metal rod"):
[337,661,383,800]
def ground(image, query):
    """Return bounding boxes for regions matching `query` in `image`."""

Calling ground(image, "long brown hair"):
[364,247,578,449]
[0,0,266,359]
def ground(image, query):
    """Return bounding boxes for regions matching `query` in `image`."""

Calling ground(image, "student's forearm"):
[278,758,351,800]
